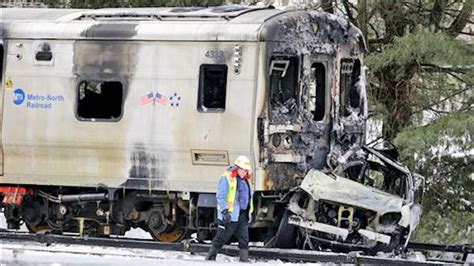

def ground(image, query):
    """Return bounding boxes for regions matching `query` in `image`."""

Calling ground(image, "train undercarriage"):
[0,185,282,244]
[0,145,424,254]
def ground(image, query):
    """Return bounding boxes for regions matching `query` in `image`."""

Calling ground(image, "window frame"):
[197,64,228,113]
[339,58,361,116]
[75,79,125,122]
[308,61,328,122]
[268,55,300,108]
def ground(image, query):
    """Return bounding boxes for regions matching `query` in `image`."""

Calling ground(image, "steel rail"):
[0,230,464,265]
[407,242,473,262]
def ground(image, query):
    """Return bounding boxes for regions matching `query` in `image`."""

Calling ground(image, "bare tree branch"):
[420,63,470,75]
[368,38,387,45]
[428,107,451,114]
[446,2,472,37]
[320,0,334,13]
[341,0,356,26]
[459,31,474,36]
[445,0,463,9]
[446,71,470,83]
[429,0,448,28]
[368,22,381,40]
[411,87,471,115]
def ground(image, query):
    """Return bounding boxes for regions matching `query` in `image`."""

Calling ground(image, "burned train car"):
[0,6,423,251]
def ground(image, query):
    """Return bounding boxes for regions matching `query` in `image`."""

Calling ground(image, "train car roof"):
[0,5,365,47]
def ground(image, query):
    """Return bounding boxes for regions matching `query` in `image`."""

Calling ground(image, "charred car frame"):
[277,145,424,253]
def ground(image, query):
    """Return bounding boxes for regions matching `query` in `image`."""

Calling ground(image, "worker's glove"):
[221,209,231,224]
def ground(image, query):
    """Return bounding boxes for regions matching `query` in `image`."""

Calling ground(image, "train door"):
[336,58,366,148]
[308,60,328,122]
[306,56,331,169]
[266,54,301,164]
[261,53,335,190]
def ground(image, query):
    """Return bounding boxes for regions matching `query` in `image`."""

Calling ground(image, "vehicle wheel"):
[251,227,276,246]
[274,210,297,248]
[25,222,48,233]
[150,228,188,242]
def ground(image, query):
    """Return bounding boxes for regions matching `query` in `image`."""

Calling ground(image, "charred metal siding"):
[256,11,367,190]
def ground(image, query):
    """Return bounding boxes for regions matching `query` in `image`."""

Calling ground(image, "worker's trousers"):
[211,210,249,250]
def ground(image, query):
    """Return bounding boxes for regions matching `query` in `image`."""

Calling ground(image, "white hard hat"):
[234,155,251,171]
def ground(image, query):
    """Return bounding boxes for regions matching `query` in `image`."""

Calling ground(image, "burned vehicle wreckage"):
[279,146,424,252]
[0,5,424,254]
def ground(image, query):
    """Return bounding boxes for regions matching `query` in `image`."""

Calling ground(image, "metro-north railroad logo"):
[13,88,25,105]
[12,88,65,109]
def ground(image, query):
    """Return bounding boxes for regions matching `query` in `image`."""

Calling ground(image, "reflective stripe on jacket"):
[216,169,254,222]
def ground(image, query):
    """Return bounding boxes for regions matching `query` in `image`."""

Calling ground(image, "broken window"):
[77,80,123,121]
[198,64,228,112]
[309,62,326,121]
[343,159,407,198]
[269,56,299,107]
[359,161,406,197]
[339,59,361,116]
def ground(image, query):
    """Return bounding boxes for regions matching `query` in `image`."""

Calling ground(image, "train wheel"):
[150,228,187,243]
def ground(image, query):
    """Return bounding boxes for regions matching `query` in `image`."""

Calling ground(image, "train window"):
[269,56,299,107]
[198,64,228,112]
[340,59,361,116]
[309,62,326,121]
[35,42,53,61]
[76,80,123,121]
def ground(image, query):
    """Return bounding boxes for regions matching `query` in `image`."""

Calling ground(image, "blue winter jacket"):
[216,166,253,222]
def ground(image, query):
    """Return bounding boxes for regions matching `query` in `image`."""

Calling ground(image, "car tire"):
[274,209,297,248]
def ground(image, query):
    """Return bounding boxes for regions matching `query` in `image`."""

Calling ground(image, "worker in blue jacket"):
[206,155,254,262]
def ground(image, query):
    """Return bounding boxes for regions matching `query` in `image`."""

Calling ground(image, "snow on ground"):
[0,214,321,265]
[0,213,154,239]
[1,240,313,266]
[124,227,153,239]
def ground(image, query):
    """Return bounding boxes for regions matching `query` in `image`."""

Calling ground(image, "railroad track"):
[0,230,470,265]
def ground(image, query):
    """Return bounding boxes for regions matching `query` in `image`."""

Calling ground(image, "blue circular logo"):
[13,88,25,105]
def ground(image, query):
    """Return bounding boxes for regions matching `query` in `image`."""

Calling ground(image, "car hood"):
[300,169,404,214]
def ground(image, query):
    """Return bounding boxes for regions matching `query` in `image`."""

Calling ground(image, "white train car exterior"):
[0,6,394,248]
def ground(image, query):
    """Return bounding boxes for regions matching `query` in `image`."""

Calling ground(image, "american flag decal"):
[140,91,169,106]
[154,92,169,105]
[140,92,155,105]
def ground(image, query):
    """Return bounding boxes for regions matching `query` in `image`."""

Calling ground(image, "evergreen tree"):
[330,0,473,244]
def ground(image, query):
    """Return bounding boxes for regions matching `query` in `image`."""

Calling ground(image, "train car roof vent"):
[169,7,206,13]
[211,5,249,13]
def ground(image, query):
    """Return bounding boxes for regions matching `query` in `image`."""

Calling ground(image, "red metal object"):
[0,186,34,206]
